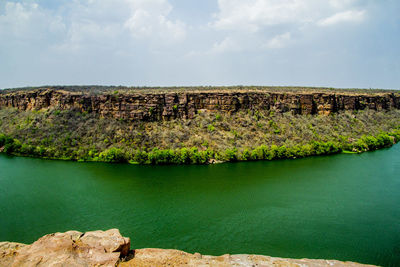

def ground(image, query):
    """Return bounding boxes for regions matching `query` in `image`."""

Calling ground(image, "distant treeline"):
[1,85,398,95]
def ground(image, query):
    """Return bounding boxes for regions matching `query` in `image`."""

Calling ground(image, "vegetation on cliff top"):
[1,85,399,95]
[1,107,400,164]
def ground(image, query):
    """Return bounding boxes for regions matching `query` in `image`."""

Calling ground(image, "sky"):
[0,0,399,89]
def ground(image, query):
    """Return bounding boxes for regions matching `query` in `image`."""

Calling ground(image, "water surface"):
[1,146,400,266]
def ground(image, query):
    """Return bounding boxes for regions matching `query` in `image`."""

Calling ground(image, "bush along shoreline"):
[1,130,399,164]
[1,107,400,164]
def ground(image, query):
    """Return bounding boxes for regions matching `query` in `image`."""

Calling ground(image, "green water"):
[1,146,400,266]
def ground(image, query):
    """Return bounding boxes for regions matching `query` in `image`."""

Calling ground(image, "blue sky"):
[0,0,399,89]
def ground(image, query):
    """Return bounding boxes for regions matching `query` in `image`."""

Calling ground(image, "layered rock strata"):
[1,89,399,121]
[0,229,377,267]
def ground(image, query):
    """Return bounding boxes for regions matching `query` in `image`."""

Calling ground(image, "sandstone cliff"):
[1,88,399,121]
[0,229,377,267]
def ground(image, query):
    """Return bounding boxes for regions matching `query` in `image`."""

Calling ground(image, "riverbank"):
[1,128,400,164]
[0,229,376,267]
[1,109,400,164]
[1,86,400,164]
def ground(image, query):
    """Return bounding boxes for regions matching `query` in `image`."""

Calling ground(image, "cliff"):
[1,88,399,121]
[0,229,376,267]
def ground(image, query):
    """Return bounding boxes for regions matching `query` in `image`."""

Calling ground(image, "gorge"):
[1,86,400,266]
[1,86,400,164]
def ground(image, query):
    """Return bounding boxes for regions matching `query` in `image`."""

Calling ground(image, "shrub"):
[177,148,191,164]
[241,149,251,161]
[269,145,279,160]
[251,145,268,160]
[389,129,400,141]
[0,134,14,147]
[224,148,237,162]
[20,144,34,155]
[99,147,127,163]
[276,145,287,159]
[148,148,176,164]
[133,150,148,164]
[34,146,47,157]
[3,143,15,154]
[189,147,202,164]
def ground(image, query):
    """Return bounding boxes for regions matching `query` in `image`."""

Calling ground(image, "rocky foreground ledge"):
[0,229,376,267]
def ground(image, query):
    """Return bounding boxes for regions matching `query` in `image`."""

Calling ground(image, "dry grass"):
[1,85,399,96]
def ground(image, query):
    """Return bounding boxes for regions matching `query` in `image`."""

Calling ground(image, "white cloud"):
[329,0,357,9]
[207,0,368,53]
[211,37,242,53]
[212,0,366,32]
[0,0,186,51]
[0,2,65,42]
[265,32,291,49]
[67,0,186,46]
[124,6,185,41]
[318,10,366,26]
[213,0,311,32]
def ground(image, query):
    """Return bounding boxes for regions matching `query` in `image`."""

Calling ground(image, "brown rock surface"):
[0,229,378,267]
[120,248,377,267]
[1,88,399,121]
[0,229,130,267]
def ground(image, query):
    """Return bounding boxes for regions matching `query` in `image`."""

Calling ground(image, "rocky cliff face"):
[1,89,399,121]
[0,229,376,267]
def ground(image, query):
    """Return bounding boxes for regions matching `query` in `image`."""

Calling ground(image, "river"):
[1,146,399,266]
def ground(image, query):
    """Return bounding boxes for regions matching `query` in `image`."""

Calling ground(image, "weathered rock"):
[0,88,399,121]
[120,248,377,267]
[0,229,130,267]
[0,230,378,267]
[0,242,27,266]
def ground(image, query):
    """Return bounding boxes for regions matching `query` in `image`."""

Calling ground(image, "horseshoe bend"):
[2,1,399,266]
[1,86,400,267]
